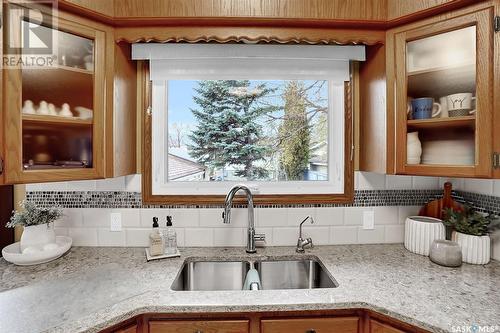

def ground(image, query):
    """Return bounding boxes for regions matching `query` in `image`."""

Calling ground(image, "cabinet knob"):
[194,330,203,333]
[306,329,316,333]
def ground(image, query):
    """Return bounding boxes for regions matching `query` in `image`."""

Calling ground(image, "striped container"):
[404,216,446,256]
[451,231,491,265]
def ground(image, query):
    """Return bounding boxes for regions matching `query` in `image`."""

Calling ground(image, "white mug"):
[446,93,476,111]
[439,97,449,118]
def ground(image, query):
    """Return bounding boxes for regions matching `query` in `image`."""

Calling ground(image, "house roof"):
[168,153,206,180]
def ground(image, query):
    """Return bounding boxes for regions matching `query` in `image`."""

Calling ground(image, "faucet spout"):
[223,184,262,253]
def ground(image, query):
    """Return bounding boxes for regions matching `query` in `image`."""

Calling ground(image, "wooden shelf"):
[407,63,475,98]
[22,114,92,127]
[407,116,475,130]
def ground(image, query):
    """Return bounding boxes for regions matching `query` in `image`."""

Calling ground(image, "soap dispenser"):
[149,217,164,256]
[164,216,178,255]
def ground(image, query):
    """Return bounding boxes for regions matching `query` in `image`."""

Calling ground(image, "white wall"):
[26,172,500,261]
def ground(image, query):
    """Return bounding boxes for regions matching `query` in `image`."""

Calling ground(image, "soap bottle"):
[164,216,177,255]
[149,217,164,256]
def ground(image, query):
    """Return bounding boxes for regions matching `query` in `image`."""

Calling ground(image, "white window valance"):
[131,43,365,81]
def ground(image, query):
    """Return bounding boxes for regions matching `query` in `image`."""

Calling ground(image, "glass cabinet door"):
[3,4,105,183]
[395,8,493,177]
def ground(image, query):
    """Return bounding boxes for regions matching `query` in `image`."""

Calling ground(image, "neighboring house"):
[307,142,328,181]
[168,153,206,181]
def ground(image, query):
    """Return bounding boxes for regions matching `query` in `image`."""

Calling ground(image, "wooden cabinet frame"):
[393,7,494,178]
[141,63,354,205]
[2,3,106,183]
[100,309,432,333]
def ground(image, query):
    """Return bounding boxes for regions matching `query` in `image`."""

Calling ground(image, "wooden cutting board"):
[418,182,463,219]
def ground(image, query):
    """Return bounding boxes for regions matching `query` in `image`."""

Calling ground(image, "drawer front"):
[370,319,406,333]
[261,317,359,333]
[149,320,249,333]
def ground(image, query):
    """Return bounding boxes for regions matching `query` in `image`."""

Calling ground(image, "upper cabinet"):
[1,3,136,184]
[357,3,498,178]
[393,8,494,178]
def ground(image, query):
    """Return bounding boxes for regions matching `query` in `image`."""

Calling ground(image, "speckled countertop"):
[0,245,499,333]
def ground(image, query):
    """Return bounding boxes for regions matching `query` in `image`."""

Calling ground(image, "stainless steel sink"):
[171,258,338,291]
[255,259,338,290]
[171,261,250,291]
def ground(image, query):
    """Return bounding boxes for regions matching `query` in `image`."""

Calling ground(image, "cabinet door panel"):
[394,7,493,178]
[3,3,105,183]
[261,317,359,333]
[114,324,137,333]
[370,319,405,333]
[149,320,249,333]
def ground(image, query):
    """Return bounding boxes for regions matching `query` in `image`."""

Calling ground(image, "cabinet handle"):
[306,329,316,333]
[194,331,203,333]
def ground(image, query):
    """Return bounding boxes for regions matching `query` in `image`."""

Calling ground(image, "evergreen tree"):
[188,80,273,180]
[278,81,310,180]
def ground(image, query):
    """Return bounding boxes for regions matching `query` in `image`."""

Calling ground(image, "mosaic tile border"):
[26,189,451,209]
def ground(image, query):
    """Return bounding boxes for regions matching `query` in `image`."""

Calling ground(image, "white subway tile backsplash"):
[439,178,464,190]
[330,226,358,245]
[357,226,385,244]
[68,228,98,246]
[398,206,421,224]
[287,207,316,226]
[356,172,386,190]
[384,225,405,243]
[255,227,273,246]
[66,180,96,191]
[97,229,126,247]
[184,228,214,246]
[170,209,200,227]
[315,207,344,226]
[112,209,141,227]
[214,228,246,246]
[493,181,500,197]
[374,206,399,225]
[125,228,150,247]
[56,208,83,228]
[82,209,112,227]
[412,176,439,190]
[174,228,185,247]
[95,177,126,191]
[464,179,493,195]
[257,208,287,227]
[54,227,68,236]
[302,226,330,245]
[199,208,247,227]
[385,175,412,190]
[344,207,373,226]
[272,227,299,246]
[124,174,141,192]
[26,182,69,191]
[140,208,170,227]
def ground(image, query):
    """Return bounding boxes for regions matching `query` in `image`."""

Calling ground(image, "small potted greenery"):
[443,206,500,265]
[6,201,63,252]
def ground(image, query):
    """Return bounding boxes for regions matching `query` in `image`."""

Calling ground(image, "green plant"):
[443,205,500,236]
[6,201,63,228]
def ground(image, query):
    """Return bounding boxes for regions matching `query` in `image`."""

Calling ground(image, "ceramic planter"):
[20,223,56,252]
[404,216,446,256]
[451,231,490,265]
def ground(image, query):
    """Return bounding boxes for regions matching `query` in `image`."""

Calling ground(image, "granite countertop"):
[0,244,499,333]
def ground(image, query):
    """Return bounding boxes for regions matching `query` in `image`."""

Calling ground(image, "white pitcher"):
[407,131,422,165]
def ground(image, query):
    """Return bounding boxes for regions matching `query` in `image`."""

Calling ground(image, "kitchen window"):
[132,44,365,204]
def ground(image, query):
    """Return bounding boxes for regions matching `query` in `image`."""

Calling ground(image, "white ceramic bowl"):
[2,236,72,266]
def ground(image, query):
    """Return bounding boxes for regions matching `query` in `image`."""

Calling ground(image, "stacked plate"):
[421,138,474,165]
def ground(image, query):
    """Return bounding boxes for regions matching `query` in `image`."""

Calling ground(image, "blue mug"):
[410,98,442,119]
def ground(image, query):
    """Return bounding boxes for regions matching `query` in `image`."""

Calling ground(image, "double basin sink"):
[171,258,338,291]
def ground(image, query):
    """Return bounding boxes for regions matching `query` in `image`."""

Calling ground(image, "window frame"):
[141,61,354,205]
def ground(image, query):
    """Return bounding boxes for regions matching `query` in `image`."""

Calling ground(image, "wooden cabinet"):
[1,4,136,184]
[370,319,405,333]
[114,324,137,333]
[261,317,359,333]
[149,319,249,333]
[360,1,498,178]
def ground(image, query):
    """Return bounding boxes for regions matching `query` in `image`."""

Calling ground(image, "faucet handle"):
[307,238,314,249]
[254,233,266,242]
